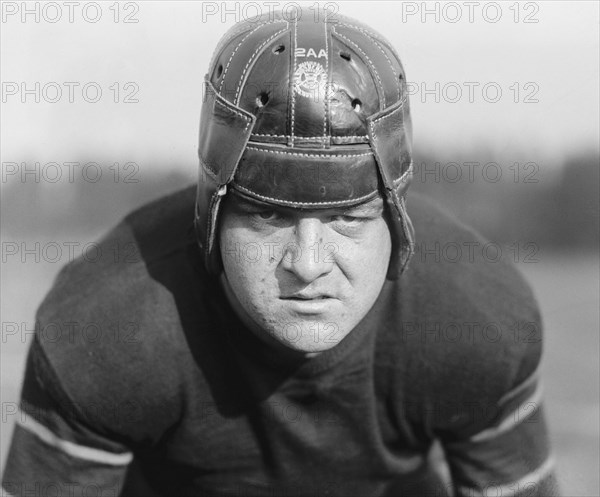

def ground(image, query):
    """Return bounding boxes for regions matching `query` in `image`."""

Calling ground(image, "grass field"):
[1,238,598,495]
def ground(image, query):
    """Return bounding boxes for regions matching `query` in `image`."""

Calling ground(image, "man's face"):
[219,193,392,356]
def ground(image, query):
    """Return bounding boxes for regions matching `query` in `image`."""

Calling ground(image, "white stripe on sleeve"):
[16,408,133,466]
[468,382,544,443]
[456,455,556,497]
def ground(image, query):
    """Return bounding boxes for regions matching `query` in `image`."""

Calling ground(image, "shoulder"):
[33,185,203,439]
[389,193,542,417]
[404,192,539,316]
[37,184,199,335]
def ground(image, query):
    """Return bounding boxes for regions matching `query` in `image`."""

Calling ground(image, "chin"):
[264,320,351,355]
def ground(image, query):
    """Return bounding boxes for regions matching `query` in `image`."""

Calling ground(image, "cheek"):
[220,221,248,279]
[336,221,392,282]
[219,223,276,298]
[362,237,391,288]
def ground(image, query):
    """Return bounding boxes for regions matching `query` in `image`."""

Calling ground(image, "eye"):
[330,214,364,227]
[332,215,357,222]
[256,210,276,220]
[250,209,280,221]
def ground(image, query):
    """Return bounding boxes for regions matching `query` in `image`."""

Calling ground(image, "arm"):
[2,337,132,497]
[440,363,561,497]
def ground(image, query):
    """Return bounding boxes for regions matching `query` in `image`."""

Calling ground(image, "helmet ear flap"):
[195,78,256,275]
[194,174,221,275]
[367,98,415,280]
[383,180,415,281]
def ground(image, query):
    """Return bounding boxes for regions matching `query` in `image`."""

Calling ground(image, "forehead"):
[226,191,385,215]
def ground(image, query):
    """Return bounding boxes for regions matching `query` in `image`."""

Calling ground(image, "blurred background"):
[1,1,598,494]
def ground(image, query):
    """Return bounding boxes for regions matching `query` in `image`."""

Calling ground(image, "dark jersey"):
[2,187,559,496]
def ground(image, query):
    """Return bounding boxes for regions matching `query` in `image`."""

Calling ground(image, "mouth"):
[279,294,337,314]
[280,294,332,301]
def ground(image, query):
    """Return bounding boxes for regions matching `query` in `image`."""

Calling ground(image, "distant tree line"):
[3,151,599,250]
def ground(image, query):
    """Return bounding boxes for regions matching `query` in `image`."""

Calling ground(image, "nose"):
[280,217,334,283]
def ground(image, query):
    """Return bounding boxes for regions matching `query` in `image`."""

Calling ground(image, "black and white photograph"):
[1,1,598,495]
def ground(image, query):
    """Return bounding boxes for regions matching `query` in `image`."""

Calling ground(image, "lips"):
[279,293,337,315]
[280,293,332,300]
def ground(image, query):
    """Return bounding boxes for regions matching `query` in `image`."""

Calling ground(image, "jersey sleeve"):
[2,191,195,497]
[443,370,559,496]
[1,336,132,497]
[400,194,562,497]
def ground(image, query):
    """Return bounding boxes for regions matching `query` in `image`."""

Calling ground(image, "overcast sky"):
[1,1,598,170]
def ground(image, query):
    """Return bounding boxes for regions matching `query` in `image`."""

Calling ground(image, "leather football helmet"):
[195,7,415,279]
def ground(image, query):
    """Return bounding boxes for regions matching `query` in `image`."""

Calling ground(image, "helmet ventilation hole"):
[273,44,285,54]
[216,64,223,78]
[340,52,351,61]
[351,98,362,112]
[256,92,269,108]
